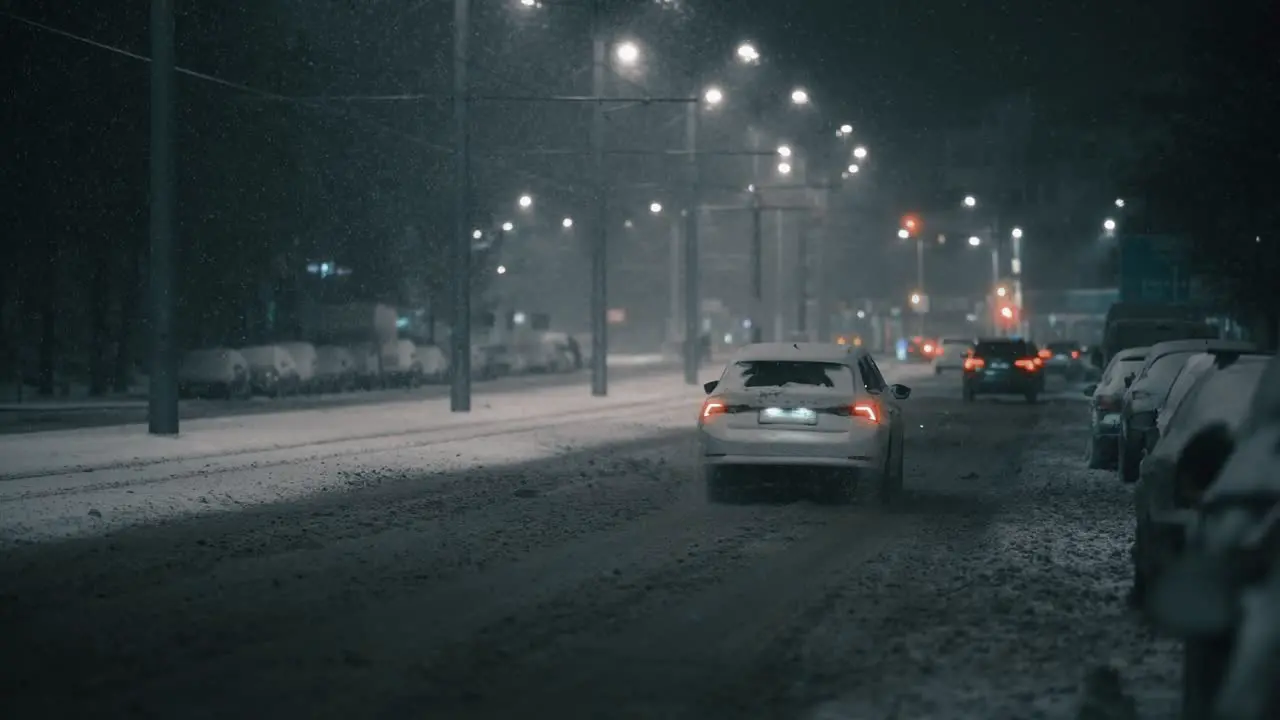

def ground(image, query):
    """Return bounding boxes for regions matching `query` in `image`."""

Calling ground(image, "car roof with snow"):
[1149,355,1271,464]
[730,342,867,364]
[1142,338,1256,362]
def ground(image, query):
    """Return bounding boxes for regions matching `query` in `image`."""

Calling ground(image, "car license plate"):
[988,360,1009,369]
[758,407,818,425]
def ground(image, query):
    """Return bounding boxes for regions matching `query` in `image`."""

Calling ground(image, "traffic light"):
[901,215,920,235]
[997,304,1018,325]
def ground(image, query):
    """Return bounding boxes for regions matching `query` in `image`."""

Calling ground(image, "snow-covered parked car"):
[348,343,383,390]
[1083,346,1150,470]
[471,343,501,381]
[314,345,357,392]
[1130,350,1271,607]
[1148,353,1280,720]
[525,332,576,373]
[178,348,250,399]
[417,344,449,383]
[279,342,320,393]
[381,339,424,387]
[237,345,301,397]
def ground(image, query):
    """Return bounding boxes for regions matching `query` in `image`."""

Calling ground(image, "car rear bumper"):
[698,426,882,469]
[963,372,1043,394]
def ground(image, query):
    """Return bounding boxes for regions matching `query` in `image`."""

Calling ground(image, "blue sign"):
[1119,235,1194,303]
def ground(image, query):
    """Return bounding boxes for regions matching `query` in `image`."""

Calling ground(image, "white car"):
[932,337,974,374]
[696,343,911,505]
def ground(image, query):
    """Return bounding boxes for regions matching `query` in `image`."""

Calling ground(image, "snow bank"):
[0,371,697,480]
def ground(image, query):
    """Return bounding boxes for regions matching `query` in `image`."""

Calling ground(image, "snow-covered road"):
[0,367,1182,718]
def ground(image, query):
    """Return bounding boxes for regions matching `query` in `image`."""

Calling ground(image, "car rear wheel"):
[704,467,738,504]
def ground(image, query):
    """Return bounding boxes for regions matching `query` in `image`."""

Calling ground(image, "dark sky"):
[738,0,1184,138]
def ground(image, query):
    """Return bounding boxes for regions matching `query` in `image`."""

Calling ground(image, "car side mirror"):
[1082,383,1097,396]
[889,384,911,400]
[702,380,719,395]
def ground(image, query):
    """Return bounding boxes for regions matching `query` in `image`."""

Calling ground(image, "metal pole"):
[1012,231,1025,337]
[682,100,700,385]
[991,247,1001,337]
[796,221,808,336]
[589,1,608,396]
[449,0,472,412]
[749,192,763,343]
[814,192,830,342]
[774,211,784,341]
[668,219,680,345]
[915,237,925,337]
[148,0,178,435]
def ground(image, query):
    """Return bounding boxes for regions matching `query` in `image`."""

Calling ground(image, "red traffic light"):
[902,215,920,232]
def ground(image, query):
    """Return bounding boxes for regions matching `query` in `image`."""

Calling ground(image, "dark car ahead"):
[1042,340,1085,379]
[962,338,1046,403]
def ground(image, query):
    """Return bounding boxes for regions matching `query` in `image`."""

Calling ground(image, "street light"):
[518,0,538,6]
[968,236,981,247]
[562,217,574,228]
[910,293,921,305]
[735,42,760,64]
[1000,306,1014,319]
[1115,198,1125,208]
[501,221,514,232]
[776,144,792,158]
[852,146,867,159]
[518,194,533,209]
[790,88,809,105]
[649,202,662,214]
[897,228,910,239]
[847,163,859,174]
[838,123,853,136]
[996,286,1008,297]
[615,41,640,65]
[1103,218,1117,231]
[703,86,724,106]
[1011,226,1024,239]
[963,195,977,208]
[471,229,483,240]
[496,265,507,275]
[777,162,792,175]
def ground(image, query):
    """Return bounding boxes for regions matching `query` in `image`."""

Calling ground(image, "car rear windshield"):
[974,341,1031,358]
[720,361,854,391]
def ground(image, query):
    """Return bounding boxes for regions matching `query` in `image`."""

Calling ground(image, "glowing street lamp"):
[471,229,483,240]
[518,194,533,209]
[1103,218,1117,231]
[777,162,792,175]
[562,217,574,228]
[963,195,977,208]
[501,221,514,232]
[968,236,981,247]
[496,265,507,275]
[847,164,860,174]
[1115,198,1126,208]
[853,146,867,159]
[615,41,640,65]
[838,123,853,136]
[910,293,922,305]
[1011,227,1024,239]
[996,286,1008,298]
[735,42,759,64]
[703,86,724,106]
[790,88,809,105]
[649,202,662,214]
[776,144,792,158]
[897,228,910,239]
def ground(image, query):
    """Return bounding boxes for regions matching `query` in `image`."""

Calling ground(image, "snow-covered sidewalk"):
[0,371,698,480]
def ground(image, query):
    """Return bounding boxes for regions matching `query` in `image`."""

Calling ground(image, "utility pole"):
[915,236,925,338]
[1012,229,1025,338]
[814,208,830,342]
[589,0,608,396]
[682,100,701,385]
[749,191,763,343]
[796,220,809,337]
[668,219,680,345]
[449,0,472,412]
[148,0,178,435]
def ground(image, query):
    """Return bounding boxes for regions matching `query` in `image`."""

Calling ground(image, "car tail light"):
[1037,349,1052,359]
[852,401,879,423]
[1014,357,1041,371]
[701,398,727,419]
[963,357,985,371]
[1071,350,1080,359]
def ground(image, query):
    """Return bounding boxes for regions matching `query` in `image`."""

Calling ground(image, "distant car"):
[932,337,974,374]
[1117,339,1262,483]
[696,343,910,505]
[961,338,1046,403]
[1083,346,1150,469]
[904,337,938,364]
[1041,340,1085,379]
[1129,352,1270,607]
